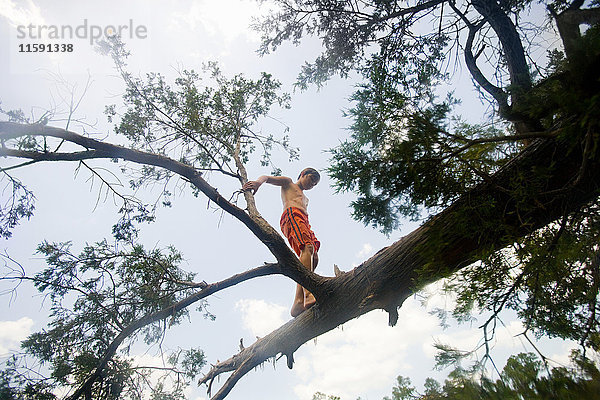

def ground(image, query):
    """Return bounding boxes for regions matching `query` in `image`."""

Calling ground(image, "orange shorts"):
[280,207,320,256]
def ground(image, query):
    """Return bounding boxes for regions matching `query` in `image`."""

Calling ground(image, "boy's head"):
[298,167,320,188]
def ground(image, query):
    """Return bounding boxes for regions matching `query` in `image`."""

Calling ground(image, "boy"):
[243,168,321,317]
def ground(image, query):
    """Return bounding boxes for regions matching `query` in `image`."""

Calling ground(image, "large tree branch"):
[459,0,545,132]
[447,1,512,116]
[200,132,600,399]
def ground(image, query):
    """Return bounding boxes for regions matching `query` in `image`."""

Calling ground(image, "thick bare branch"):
[199,133,600,398]
[447,2,510,115]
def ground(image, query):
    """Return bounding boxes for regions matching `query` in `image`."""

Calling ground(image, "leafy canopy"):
[2,240,208,399]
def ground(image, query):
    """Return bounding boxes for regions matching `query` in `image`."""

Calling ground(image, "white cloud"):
[0,0,44,27]
[0,317,34,355]
[292,299,440,399]
[356,243,373,259]
[351,243,375,268]
[549,343,578,367]
[168,0,264,44]
[236,298,287,338]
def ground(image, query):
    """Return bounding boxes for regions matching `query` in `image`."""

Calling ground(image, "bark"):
[200,133,599,399]
[471,0,531,94]
[552,7,600,59]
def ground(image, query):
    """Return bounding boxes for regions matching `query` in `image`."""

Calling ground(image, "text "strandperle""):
[16,19,148,45]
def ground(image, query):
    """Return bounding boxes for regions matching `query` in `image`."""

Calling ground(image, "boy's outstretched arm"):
[242,175,292,194]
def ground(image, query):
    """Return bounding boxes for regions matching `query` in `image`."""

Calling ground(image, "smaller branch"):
[515,330,551,373]
[66,262,281,400]
[442,130,561,161]
[0,159,41,172]
[77,160,130,211]
[479,270,525,331]
[378,0,447,22]
[207,357,256,399]
[481,321,501,376]
[448,1,510,115]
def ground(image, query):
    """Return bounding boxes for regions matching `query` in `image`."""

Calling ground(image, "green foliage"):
[256,0,454,89]
[442,201,600,354]
[328,9,600,367]
[383,376,417,400]
[382,352,600,400]
[97,37,298,241]
[111,64,293,168]
[2,241,209,399]
[0,172,35,239]
[329,86,516,232]
[328,43,464,232]
[99,37,296,177]
[313,392,341,400]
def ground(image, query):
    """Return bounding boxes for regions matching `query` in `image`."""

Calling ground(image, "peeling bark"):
[200,134,600,399]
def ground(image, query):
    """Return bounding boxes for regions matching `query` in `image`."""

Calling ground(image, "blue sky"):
[0,1,579,399]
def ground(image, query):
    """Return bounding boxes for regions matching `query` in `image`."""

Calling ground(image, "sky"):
[0,1,581,399]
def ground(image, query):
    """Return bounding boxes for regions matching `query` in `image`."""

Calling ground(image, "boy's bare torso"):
[242,173,317,215]
[280,181,309,214]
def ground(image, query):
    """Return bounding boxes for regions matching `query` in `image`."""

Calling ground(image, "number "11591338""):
[19,43,74,52]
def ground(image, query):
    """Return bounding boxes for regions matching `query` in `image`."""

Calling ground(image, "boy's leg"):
[291,243,316,317]
[291,284,305,317]
[300,243,316,310]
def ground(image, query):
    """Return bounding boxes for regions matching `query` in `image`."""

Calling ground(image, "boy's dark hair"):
[298,167,320,183]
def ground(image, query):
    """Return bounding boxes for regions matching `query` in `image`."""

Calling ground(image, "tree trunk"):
[201,133,600,399]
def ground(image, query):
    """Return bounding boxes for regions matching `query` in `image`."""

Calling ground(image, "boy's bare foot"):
[304,292,316,310]
[291,292,317,317]
[291,301,305,317]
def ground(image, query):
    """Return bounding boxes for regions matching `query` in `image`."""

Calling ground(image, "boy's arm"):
[242,175,292,194]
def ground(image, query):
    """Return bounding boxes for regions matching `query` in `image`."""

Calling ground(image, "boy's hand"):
[242,180,261,194]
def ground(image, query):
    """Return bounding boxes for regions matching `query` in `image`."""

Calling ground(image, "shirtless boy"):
[242,168,321,317]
